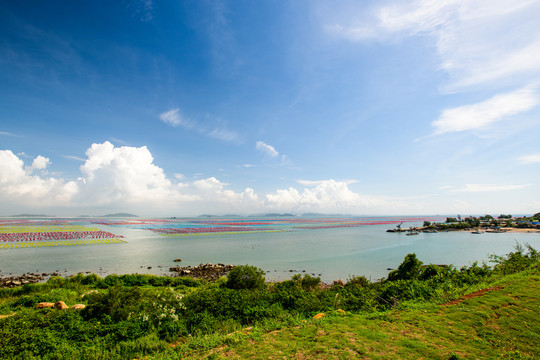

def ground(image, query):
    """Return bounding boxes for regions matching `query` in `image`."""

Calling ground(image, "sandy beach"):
[500,228,540,233]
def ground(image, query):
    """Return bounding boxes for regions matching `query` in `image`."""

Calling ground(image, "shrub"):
[82,285,144,322]
[346,275,369,288]
[290,274,321,290]
[490,243,539,274]
[387,253,423,281]
[418,265,442,280]
[225,265,265,290]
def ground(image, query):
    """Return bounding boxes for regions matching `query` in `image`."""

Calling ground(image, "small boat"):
[423,229,438,233]
[406,231,419,236]
[471,230,484,234]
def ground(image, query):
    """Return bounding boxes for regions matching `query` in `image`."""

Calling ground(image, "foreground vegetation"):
[1,244,539,359]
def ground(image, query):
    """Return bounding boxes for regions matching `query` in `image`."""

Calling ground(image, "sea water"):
[1,218,539,282]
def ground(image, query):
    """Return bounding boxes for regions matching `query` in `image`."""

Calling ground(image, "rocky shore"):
[0,272,61,288]
[169,263,235,281]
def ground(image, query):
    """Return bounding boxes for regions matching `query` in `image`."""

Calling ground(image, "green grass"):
[192,270,540,359]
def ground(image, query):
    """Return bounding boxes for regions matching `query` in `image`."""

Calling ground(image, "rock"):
[81,290,98,298]
[336,309,346,315]
[36,302,55,309]
[71,304,86,310]
[169,262,236,281]
[174,258,183,262]
[313,313,326,320]
[54,301,68,310]
[147,266,152,269]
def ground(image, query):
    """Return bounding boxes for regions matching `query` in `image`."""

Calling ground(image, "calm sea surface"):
[1,217,539,282]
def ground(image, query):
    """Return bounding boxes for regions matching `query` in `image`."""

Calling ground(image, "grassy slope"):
[193,272,540,359]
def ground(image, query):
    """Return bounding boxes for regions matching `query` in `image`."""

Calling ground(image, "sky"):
[1,0,540,217]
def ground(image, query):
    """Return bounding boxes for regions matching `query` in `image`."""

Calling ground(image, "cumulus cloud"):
[77,141,179,205]
[256,141,279,157]
[0,150,78,206]
[518,154,540,164]
[266,179,387,212]
[0,144,409,216]
[432,87,539,135]
[32,155,51,170]
[0,142,263,215]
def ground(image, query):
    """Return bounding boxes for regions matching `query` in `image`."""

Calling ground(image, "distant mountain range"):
[10,214,55,217]
[102,213,138,218]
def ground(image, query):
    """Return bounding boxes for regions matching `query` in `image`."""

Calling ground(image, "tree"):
[423,221,431,227]
[387,253,423,281]
[225,265,265,290]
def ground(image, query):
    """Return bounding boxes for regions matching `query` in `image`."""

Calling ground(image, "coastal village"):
[387,213,540,234]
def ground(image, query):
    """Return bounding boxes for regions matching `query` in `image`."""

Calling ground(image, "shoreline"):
[390,227,540,233]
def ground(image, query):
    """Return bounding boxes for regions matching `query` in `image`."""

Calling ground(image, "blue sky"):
[1,0,540,217]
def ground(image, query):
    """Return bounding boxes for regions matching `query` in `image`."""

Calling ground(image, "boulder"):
[81,290,98,298]
[71,304,86,310]
[313,313,326,320]
[54,301,69,310]
[36,302,55,309]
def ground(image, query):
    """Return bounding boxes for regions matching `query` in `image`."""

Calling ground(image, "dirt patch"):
[443,286,503,306]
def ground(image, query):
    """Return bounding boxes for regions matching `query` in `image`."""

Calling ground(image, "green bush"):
[418,264,442,280]
[225,265,265,290]
[290,274,321,290]
[387,253,423,281]
[346,275,370,288]
[490,243,539,274]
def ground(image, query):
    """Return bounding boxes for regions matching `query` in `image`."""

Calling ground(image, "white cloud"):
[0,131,17,137]
[159,108,194,128]
[0,150,78,205]
[256,141,279,157]
[518,154,540,164]
[159,109,240,143]
[328,0,540,92]
[297,179,359,186]
[207,128,240,143]
[0,143,264,215]
[63,155,86,162]
[445,184,530,193]
[266,179,388,212]
[77,141,177,204]
[32,155,51,170]
[432,87,539,135]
